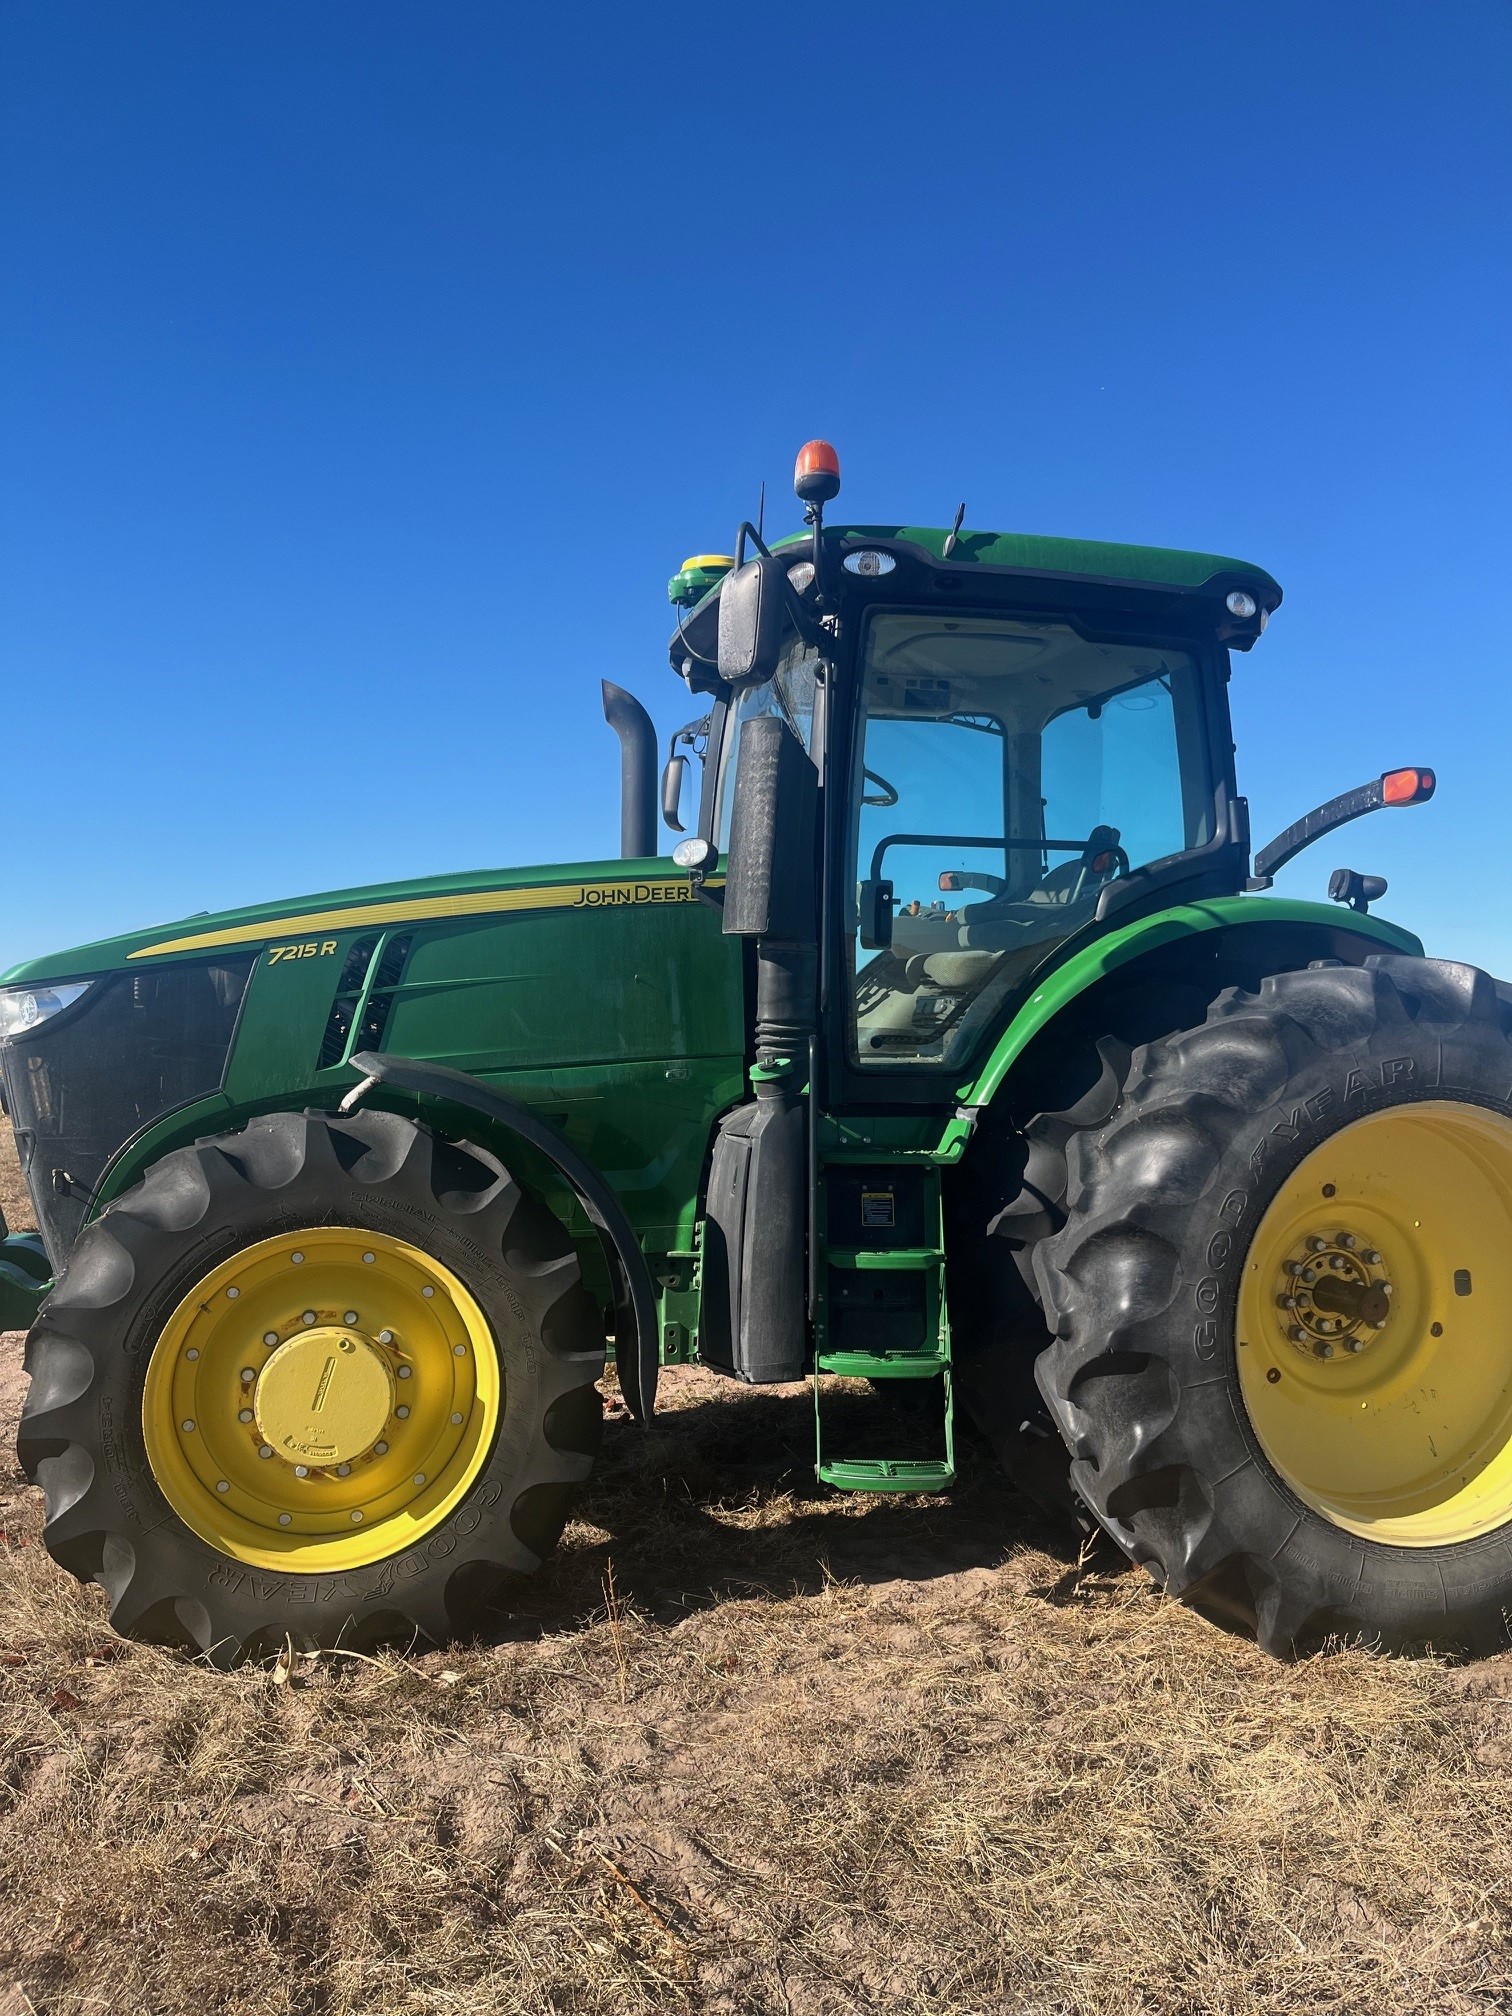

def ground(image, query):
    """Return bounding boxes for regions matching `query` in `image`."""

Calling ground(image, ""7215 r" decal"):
[267,940,339,964]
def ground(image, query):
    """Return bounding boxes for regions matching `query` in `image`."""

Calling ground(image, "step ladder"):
[813,1245,955,1493]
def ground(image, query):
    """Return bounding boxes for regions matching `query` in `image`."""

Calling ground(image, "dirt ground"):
[3,1139,1512,2013]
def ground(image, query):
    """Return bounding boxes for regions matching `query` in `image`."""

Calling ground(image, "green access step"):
[826,1247,943,1271]
[818,1456,957,1493]
[816,1348,948,1380]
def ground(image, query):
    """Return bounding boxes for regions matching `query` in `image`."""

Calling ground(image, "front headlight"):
[0,982,91,1041]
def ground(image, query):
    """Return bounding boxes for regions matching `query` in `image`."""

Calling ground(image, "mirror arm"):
[1250,769,1435,887]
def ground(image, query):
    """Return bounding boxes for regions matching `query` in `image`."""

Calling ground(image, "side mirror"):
[717,554,786,686]
[857,879,895,950]
[661,754,687,833]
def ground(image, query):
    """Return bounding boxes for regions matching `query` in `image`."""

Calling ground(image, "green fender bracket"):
[0,1231,52,1331]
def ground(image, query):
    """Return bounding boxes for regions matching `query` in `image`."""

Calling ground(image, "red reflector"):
[1383,767,1435,806]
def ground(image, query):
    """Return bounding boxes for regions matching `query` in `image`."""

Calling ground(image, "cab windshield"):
[849,610,1214,1069]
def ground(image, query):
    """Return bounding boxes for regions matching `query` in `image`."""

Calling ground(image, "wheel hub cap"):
[253,1327,395,1466]
[1274,1227,1393,1360]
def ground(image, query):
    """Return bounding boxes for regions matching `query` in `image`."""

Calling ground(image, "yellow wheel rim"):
[142,1228,501,1571]
[1237,1102,1512,1547]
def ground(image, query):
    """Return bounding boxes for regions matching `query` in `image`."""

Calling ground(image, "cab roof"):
[790,524,1282,602]
[669,522,1282,677]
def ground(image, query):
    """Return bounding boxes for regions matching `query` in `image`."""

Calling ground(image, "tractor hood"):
[1,849,740,1271]
[1,854,691,987]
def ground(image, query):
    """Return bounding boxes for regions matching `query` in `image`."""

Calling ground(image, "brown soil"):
[2,1127,1512,2012]
[1,1352,1511,2014]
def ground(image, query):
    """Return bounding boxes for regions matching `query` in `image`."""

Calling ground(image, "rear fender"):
[941,896,1423,1158]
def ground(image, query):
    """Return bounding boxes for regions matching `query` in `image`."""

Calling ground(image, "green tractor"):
[4,440,1506,1666]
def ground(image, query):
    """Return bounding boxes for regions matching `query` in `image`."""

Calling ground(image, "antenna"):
[943,502,966,559]
[757,480,765,543]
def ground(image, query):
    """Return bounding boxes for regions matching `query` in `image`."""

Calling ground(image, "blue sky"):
[4,3,1509,976]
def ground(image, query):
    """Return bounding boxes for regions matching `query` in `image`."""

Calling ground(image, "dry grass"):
[2,1138,1512,2012]
[0,1127,31,1234]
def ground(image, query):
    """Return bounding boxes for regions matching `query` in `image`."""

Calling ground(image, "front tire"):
[18,1109,605,1665]
[1032,956,1512,1657]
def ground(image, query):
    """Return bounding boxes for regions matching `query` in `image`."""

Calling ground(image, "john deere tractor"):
[4,440,1505,1665]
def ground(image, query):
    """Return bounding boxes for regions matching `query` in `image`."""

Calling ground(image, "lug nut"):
[378,1330,394,1345]
[278,1513,292,1525]
[238,1408,254,1424]
[259,1445,274,1460]
[1365,1251,1381,1267]
[302,1311,316,1326]
[344,1311,358,1325]
[1330,1255,1347,1271]
[1277,1294,1297,1310]
[294,1464,310,1478]
[1285,1261,1305,1277]
[241,1367,255,1383]
[374,1440,388,1455]
[1320,1343,1335,1359]
[396,1364,412,1380]
[1289,1326,1306,1343]
[336,1463,352,1477]
[1346,1338,1365,1353]
[263,1332,278,1347]
[395,1406,410,1420]
[1302,1268,1318,1285]
[1308,1237,1326,1253]
[1339,1233,1356,1249]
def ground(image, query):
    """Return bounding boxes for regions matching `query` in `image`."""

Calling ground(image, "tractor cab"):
[663,446,1278,1100]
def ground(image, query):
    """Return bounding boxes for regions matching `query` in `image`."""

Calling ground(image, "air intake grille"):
[353,934,413,1056]
[317,937,379,1070]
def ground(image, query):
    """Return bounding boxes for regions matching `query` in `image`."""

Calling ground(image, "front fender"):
[341,1051,661,1423]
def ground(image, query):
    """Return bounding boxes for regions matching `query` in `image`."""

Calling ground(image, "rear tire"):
[1032,956,1512,1657]
[18,1109,604,1665]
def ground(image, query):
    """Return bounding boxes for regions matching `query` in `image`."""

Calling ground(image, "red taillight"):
[794,439,841,504]
[1382,767,1436,806]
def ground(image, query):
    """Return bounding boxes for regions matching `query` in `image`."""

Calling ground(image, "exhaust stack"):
[600,680,658,860]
